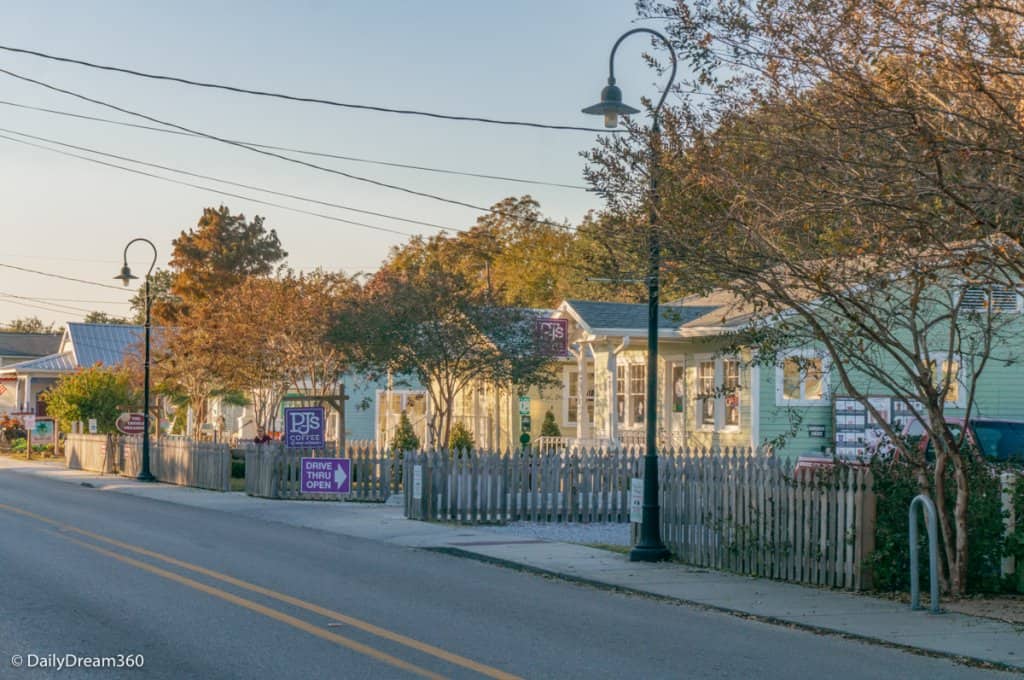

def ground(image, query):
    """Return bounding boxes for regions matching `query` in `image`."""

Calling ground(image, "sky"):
[0,1,672,327]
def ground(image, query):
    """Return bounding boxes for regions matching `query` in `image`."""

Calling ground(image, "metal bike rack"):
[908,494,940,613]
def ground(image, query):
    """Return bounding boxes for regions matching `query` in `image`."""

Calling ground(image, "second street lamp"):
[583,28,677,563]
[114,237,158,483]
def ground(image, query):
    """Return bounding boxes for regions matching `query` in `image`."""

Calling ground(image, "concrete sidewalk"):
[2,456,1021,672]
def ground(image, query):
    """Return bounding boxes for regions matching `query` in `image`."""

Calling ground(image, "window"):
[928,354,964,407]
[567,371,595,424]
[629,365,646,425]
[776,351,829,405]
[960,285,1021,313]
[616,365,626,424]
[724,360,741,427]
[698,360,715,427]
[671,365,685,413]
[695,357,742,431]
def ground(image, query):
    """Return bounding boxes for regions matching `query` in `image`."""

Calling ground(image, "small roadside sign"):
[412,464,422,500]
[520,414,531,433]
[115,413,146,435]
[629,477,643,523]
[88,418,98,434]
[300,457,350,494]
[518,396,530,416]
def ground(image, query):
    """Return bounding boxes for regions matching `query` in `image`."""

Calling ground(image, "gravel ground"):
[466,521,631,546]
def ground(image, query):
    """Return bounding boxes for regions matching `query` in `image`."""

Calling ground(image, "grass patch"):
[229,477,246,492]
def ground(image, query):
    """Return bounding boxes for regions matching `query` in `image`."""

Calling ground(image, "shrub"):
[869,455,1021,594]
[540,410,561,437]
[449,422,475,453]
[391,411,420,452]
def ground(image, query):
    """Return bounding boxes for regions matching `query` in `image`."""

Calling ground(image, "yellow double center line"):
[0,502,520,680]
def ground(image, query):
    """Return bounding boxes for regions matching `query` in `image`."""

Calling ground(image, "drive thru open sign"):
[300,458,350,494]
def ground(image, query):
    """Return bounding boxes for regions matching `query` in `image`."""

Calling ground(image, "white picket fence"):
[404,447,877,590]
[65,434,116,473]
[121,436,231,491]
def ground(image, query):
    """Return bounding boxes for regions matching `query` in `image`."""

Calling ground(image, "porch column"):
[22,376,32,412]
[607,348,618,446]
[576,348,588,441]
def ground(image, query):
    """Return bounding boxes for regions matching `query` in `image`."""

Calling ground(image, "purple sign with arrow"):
[300,457,351,494]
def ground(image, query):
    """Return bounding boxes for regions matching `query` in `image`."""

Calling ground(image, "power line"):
[0,68,577,233]
[0,132,419,238]
[0,262,135,292]
[0,292,97,314]
[0,126,457,232]
[0,296,90,317]
[1,293,127,304]
[0,100,590,191]
[0,43,618,134]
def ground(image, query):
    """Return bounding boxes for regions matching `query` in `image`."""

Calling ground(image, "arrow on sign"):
[334,464,348,490]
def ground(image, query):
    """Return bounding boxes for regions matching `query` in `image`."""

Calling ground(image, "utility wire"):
[0,132,419,238]
[0,297,92,317]
[0,100,589,191]
[0,69,577,233]
[0,292,97,314]
[0,44,618,134]
[0,293,127,304]
[0,262,129,292]
[0,126,456,232]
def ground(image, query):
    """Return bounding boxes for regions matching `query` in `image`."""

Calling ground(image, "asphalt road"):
[0,470,1012,680]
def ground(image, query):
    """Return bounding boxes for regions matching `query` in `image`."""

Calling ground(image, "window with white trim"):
[776,351,830,405]
[695,356,742,431]
[697,360,716,428]
[567,370,595,424]
[927,353,965,407]
[629,364,646,426]
[615,365,626,424]
[960,284,1021,313]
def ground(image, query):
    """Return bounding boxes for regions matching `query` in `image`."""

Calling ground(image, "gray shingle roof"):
[565,300,721,332]
[0,332,61,359]
[66,323,144,367]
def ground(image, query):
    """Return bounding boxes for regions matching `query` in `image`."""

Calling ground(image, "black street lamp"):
[114,238,158,482]
[583,28,677,563]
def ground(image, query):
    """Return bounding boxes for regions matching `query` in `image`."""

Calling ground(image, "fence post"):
[1001,472,1017,583]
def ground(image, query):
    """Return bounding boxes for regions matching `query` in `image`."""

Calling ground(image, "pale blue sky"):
[0,1,672,324]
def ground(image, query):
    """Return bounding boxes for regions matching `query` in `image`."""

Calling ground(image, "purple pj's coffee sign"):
[284,406,326,449]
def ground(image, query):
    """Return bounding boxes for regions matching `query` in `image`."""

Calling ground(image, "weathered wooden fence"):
[244,441,400,501]
[655,452,876,590]
[65,433,116,474]
[121,437,231,491]
[404,449,642,524]
[404,448,876,590]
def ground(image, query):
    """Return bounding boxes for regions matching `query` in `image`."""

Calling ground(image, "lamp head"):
[114,264,138,287]
[582,81,641,129]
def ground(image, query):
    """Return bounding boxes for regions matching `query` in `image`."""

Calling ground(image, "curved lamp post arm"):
[122,237,158,278]
[606,28,678,125]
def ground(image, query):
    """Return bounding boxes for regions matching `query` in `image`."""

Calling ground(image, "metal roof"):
[0,352,75,374]
[65,323,144,367]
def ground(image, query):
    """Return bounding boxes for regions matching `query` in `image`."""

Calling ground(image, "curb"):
[426,547,1024,675]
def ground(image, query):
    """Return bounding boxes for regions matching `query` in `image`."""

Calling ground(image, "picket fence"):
[244,441,400,501]
[121,436,231,491]
[404,447,876,590]
[65,433,116,474]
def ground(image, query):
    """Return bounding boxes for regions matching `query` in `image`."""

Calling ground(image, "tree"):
[44,366,136,433]
[582,0,1024,596]
[2,317,57,333]
[342,235,559,449]
[167,205,287,317]
[541,410,561,437]
[83,311,129,325]
[449,422,475,452]
[128,268,176,325]
[391,411,421,452]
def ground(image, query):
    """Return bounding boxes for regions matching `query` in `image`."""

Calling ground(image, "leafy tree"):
[540,410,561,437]
[167,205,287,316]
[128,268,176,325]
[581,0,1024,596]
[44,366,136,433]
[83,311,129,325]
[341,235,558,449]
[2,317,57,333]
[391,411,421,452]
